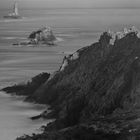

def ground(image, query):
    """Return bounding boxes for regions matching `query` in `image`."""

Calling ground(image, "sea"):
[0,8,140,140]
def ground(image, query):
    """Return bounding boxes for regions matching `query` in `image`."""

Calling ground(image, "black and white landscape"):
[0,0,140,140]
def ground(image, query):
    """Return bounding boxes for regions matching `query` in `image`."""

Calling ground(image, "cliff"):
[3,27,140,140]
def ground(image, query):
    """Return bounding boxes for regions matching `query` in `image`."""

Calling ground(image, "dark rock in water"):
[3,27,140,140]
[20,42,30,46]
[13,41,32,46]
[13,43,20,46]
[30,115,42,120]
[2,72,50,97]
[30,110,48,120]
[13,26,57,47]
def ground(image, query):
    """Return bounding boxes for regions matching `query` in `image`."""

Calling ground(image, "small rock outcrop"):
[3,26,140,140]
[28,26,57,45]
[13,26,57,46]
[3,72,50,97]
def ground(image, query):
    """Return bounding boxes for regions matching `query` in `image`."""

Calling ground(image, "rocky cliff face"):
[3,72,50,97]
[3,27,140,140]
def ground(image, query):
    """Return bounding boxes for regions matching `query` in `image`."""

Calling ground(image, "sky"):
[1,0,140,9]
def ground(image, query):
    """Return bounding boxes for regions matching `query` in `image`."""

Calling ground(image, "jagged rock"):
[2,72,50,97]
[30,115,41,120]
[3,27,140,140]
[59,56,69,71]
[28,26,56,45]
[30,110,48,120]
[107,26,140,45]
[13,26,57,46]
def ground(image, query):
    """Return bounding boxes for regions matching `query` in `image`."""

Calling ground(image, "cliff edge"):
[3,27,140,140]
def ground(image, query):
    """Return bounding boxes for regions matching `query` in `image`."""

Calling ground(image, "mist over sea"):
[0,8,140,140]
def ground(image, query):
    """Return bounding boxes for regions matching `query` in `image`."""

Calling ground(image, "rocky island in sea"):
[3,26,140,140]
[14,26,57,46]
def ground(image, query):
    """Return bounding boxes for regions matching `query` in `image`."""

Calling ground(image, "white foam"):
[1,37,26,40]
[55,37,64,42]
[0,91,12,97]
[0,17,26,23]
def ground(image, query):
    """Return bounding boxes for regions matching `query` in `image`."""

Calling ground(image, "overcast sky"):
[1,0,140,9]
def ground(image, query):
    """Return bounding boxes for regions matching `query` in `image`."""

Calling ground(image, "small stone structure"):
[107,26,140,45]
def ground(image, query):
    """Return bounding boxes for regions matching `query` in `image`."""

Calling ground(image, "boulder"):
[28,26,56,45]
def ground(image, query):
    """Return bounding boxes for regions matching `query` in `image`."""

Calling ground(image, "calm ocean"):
[0,8,140,140]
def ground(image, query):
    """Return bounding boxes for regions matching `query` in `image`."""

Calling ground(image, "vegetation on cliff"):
[3,27,140,140]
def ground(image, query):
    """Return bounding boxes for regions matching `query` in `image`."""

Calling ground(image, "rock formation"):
[13,26,57,46]
[3,26,140,140]
[107,26,140,45]
[3,72,50,97]
[28,26,57,45]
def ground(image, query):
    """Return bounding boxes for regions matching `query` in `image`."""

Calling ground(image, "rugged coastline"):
[3,27,140,140]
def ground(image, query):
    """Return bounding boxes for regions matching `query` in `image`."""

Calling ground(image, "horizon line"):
[1,7,140,10]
